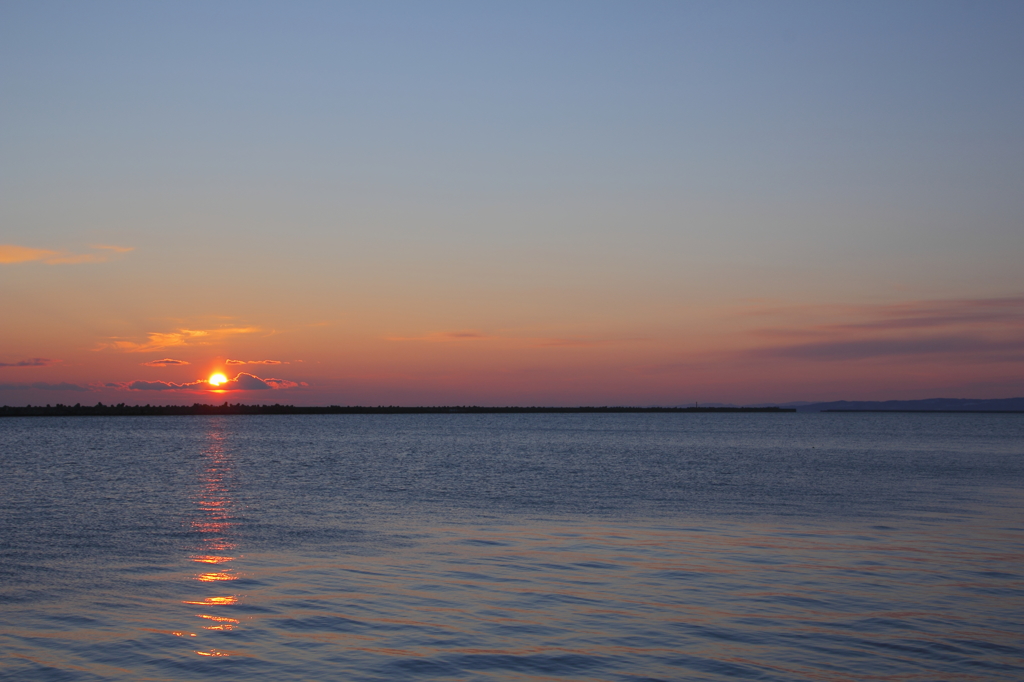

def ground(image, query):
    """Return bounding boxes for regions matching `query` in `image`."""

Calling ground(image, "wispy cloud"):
[386,331,638,350]
[98,327,261,353]
[0,358,60,367]
[443,331,488,339]
[0,244,133,265]
[535,339,594,347]
[819,297,1024,332]
[0,246,60,264]
[142,358,190,367]
[534,338,631,347]
[741,296,1024,363]
[748,335,1024,361]
[91,244,134,253]
[0,381,87,391]
[386,331,492,342]
[224,359,285,365]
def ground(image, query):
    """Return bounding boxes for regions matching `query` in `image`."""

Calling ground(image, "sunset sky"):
[2,1,1022,406]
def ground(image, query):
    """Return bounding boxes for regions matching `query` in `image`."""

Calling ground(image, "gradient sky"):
[2,0,1022,406]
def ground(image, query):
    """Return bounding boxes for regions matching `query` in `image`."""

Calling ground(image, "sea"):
[1,413,1022,681]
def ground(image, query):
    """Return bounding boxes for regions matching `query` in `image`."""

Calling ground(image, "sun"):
[208,373,228,387]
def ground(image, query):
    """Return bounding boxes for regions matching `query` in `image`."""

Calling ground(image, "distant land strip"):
[823,409,1024,414]
[794,397,1024,412]
[0,404,795,417]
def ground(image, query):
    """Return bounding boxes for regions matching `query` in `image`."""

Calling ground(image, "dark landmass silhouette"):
[796,397,1024,412]
[0,403,794,417]
[3,398,1020,417]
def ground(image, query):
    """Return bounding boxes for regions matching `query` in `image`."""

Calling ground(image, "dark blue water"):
[1,413,1022,680]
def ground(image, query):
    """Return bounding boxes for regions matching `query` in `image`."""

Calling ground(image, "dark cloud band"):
[0,381,86,391]
[0,358,58,367]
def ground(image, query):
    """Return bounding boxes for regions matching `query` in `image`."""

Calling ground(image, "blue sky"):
[2,1,1023,404]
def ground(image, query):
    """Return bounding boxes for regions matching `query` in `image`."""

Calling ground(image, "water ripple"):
[1,414,1022,680]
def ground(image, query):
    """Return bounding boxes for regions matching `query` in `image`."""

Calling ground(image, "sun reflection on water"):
[190,555,234,564]
[196,614,241,631]
[179,420,246,656]
[195,649,238,657]
[183,596,239,606]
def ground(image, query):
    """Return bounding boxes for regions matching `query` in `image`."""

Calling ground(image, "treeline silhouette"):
[1,403,795,417]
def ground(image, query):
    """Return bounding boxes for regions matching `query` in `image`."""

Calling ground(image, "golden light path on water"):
[184,424,243,658]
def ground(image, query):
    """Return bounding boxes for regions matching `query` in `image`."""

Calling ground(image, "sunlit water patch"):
[1,414,1022,680]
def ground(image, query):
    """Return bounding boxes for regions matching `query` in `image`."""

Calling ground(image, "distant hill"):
[796,397,1024,412]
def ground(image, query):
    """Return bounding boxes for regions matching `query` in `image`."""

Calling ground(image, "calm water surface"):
[1,413,1022,681]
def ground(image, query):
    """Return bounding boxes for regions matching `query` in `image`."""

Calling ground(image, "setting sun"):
[208,373,228,386]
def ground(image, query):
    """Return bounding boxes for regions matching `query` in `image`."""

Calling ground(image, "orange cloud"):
[224,359,285,365]
[98,327,261,353]
[0,245,59,264]
[0,244,133,264]
[142,358,190,366]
